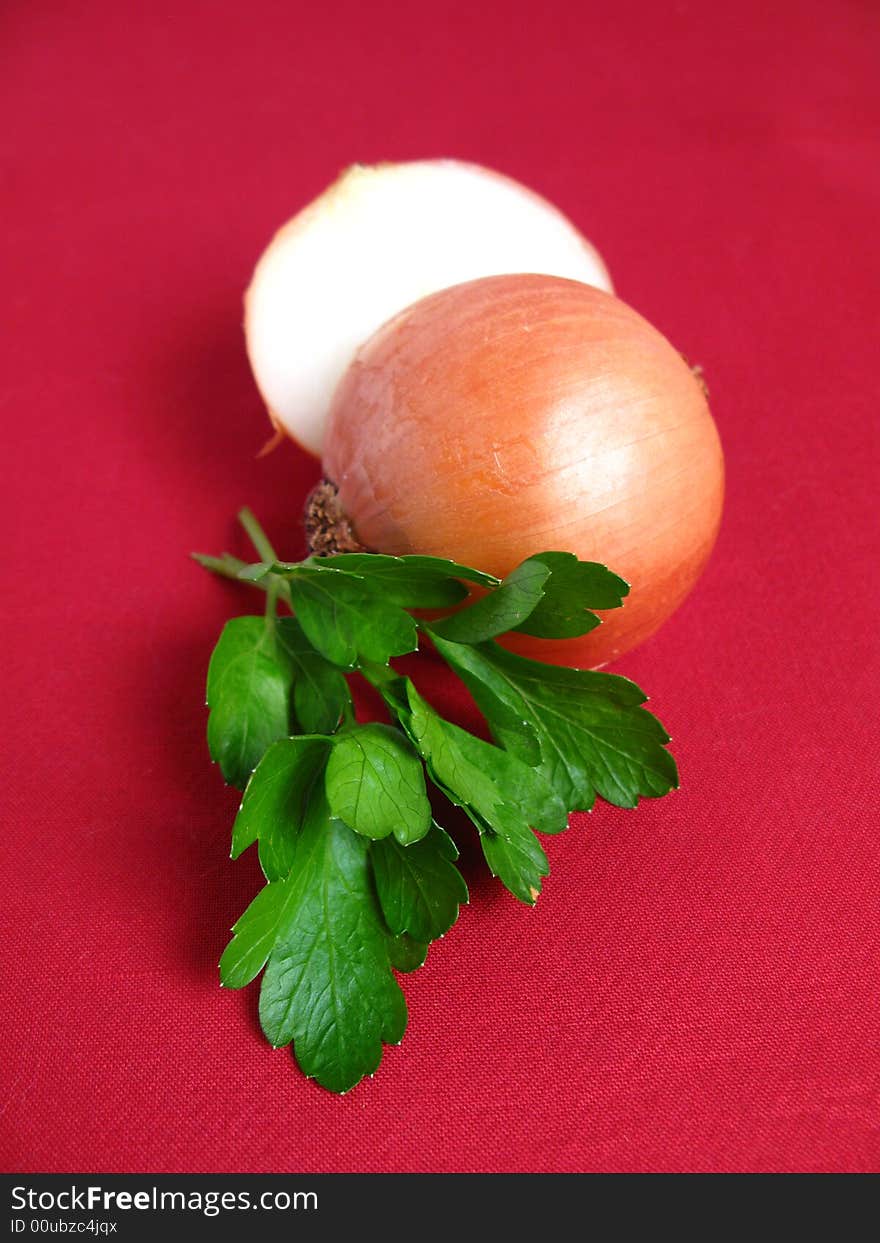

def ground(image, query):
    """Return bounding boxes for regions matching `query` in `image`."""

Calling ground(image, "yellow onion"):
[319,274,724,667]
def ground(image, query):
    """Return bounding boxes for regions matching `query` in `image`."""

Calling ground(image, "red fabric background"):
[2,1,878,1174]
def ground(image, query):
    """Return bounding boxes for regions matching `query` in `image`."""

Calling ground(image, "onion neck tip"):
[304,479,370,556]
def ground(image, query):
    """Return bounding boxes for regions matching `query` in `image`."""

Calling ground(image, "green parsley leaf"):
[298,552,499,597]
[206,616,293,789]
[430,635,678,809]
[325,723,431,844]
[512,552,629,638]
[371,822,468,942]
[231,736,330,880]
[476,811,551,906]
[275,616,352,734]
[286,566,417,668]
[429,557,550,644]
[402,681,566,836]
[257,790,407,1094]
[219,878,290,990]
[310,554,469,607]
[378,677,565,903]
[385,931,429,973]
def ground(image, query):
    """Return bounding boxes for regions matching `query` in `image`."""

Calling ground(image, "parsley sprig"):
[196,508,677,1093]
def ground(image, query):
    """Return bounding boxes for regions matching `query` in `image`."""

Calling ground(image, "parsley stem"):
[238,506,278,564]
[359,661,396,690]
[265,577,280,622]
[359,661,409,722]
[192,551,249,579]
[192,551,295,612]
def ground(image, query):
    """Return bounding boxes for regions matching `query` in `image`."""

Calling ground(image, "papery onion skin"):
[322,274,724,667]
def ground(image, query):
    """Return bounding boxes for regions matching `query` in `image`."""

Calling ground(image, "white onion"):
[244,159,612,456]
